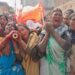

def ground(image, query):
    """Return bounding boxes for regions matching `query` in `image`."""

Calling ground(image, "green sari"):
[40,37,66,75]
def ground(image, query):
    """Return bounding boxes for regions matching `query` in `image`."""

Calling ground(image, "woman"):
[39,22,71,75]
[50,8,69,39]
[0,14,8,36]
[0,14,8,30]
[0,23,26,75]
[0,31,26,75]
[17,24,40,75]
[51,9,71,74]
[69,13,75,75]
[63,9,74,29]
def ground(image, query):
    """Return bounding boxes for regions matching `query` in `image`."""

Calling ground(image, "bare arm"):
[17,39,27,53]
[38,32,50,53]
[0,35,11,50]
[52,31,71,50]
[46,22,71,50]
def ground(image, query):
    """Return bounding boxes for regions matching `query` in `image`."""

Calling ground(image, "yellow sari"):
[22,32,40,75]
[22,54,39,75]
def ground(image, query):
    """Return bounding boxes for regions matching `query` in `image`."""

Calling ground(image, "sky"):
[0,0,22,9]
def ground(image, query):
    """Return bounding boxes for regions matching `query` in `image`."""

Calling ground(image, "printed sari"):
[0,37,25,75]
[40,37,66,75]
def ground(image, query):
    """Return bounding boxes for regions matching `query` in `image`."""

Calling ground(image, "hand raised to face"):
[6,30,20,41]
[45,22,54,35]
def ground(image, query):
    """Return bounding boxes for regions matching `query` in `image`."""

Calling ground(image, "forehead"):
[17,25,27,30]
[52,11,62,15]
[17,25,24,28]
[7,23,14,27]
[63,14,69,18]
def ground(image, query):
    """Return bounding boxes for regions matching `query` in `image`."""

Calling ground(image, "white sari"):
[40,37,66,75]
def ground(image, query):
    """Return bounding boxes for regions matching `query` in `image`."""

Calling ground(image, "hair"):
[0,14,8,21]
[64,9,74,19]
[17,23,30,32]
[52,8,62,14]
[65,9,74,15]
[13,24,18,30]
[69,13,75,20]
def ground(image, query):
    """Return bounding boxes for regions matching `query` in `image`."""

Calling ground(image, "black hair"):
[0,14,8,21]
[69,13,75,20]
[17,24,30,32]
[65,9,74,17]
[52,8,62,14]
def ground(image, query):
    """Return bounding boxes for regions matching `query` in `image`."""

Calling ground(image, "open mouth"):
[54,19,60,22]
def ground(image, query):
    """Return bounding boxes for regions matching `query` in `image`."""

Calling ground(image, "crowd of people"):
[0,7,75,75]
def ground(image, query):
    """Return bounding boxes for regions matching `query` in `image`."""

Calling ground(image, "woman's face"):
[51,11,63,28]
[8,15,15,22]
[8,22,15,30]
[63,14,69,25]
[5,25,10,34]
[0,16,8,28]
[5,22,15,35]
[17,25,29,42]
[70,16,75,30]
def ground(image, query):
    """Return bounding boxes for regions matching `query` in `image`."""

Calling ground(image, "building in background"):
[57,0,75,12]
[0,2,9,14]
[21,0,71,10]
[21,0,55,11]
[0,2,14,14]
[54,0,70,6]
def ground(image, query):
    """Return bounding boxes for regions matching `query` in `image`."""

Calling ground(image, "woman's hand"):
[45,22,54,35]
[6,30,21,42]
